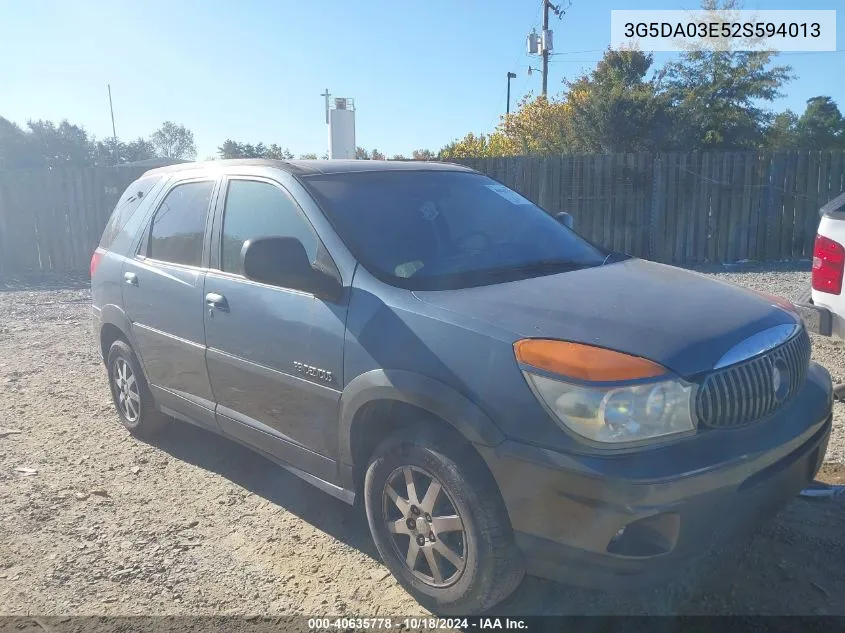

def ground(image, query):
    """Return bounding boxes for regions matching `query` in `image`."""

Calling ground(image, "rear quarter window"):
[99,175,163,249]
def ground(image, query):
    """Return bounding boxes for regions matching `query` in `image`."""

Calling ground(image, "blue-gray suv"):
[92,159,833,614]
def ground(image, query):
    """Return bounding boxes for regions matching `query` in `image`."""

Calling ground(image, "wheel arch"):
[98,304,134,360]
[338,369,505,472]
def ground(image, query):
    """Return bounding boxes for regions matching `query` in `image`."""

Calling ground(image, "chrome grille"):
[696,328,811,429]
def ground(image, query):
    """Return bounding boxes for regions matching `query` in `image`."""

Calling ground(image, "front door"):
[122,178,218,429]
[203,176,347,481]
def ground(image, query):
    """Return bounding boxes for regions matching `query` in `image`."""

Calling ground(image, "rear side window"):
[146,181,214,267]
[99,176,161,249]
[220,179,317,273]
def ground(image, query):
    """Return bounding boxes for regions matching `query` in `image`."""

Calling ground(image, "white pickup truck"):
[794,191,845,396]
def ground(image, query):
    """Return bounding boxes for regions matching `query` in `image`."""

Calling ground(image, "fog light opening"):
[605,512,680,558]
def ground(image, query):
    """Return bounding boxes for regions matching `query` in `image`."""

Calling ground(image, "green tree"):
[121,137,157,162]
[412,149,435,160]
[371,149,385,160]
[0,117,37,168]
[440,133,493,159]
[151,121,196,159]
[218,139,243,159]
[565,49,672,152]
[355,147,370,160]
[391,154,408,160]
[499,95,569,154]
[217,140,294,159]
[662,49,791,149]
[796,97,845,150]
[661,1,792,150]
[26,119,94,166]
[765,111,799,150]
[299,152,318,159]
[92,138,119,165]
[265,144,294,159]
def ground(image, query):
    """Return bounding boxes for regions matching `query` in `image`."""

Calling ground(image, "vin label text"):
[611,10,836,52]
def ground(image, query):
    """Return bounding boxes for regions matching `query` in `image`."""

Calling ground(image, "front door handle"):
[123,272,138,286]
[205,292,229,312]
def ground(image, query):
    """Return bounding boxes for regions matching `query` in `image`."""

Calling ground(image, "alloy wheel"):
[382,466,467,587]
[112,357,140,422]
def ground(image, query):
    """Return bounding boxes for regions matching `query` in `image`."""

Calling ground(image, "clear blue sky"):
[0,0,842,159]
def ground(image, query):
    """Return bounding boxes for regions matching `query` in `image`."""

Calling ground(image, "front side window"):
[302,170,607,290]
[147,180,214,266]
[220,179,317,274]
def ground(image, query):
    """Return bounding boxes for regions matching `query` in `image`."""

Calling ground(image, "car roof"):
[143,158,475,178]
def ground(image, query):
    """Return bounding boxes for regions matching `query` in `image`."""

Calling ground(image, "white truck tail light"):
[812,234,845,295]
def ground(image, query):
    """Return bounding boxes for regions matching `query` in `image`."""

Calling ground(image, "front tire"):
[364,429,524,614]
[106,339,168,438]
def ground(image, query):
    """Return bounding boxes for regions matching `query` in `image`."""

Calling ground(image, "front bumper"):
[476,362,833,589]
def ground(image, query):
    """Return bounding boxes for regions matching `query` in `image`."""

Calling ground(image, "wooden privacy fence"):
[0,166,147,273]
[456,151,845,265]
[1,152,845,273]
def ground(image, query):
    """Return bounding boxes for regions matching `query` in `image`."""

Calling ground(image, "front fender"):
[338,369,505,466]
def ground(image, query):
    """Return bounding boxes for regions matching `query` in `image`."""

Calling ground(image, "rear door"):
[122,177,219,429]
[203,175,347,481]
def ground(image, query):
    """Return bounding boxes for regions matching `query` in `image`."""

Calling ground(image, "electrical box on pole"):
[541,29,553,53]
[526,29,539,55]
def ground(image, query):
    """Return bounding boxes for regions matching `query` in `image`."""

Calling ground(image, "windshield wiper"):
[601,251,631,265]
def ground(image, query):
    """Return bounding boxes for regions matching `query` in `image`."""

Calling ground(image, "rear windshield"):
[301,170,606,290]
[99,175,162,249]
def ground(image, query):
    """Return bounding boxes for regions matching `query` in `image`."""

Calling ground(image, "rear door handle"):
[205,292,229,312]
[123,272,138,286]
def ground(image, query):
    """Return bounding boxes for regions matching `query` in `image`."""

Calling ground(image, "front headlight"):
[515,339,696,444]
[524,372,695,443]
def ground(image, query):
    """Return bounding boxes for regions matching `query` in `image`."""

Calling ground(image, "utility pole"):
[107,84,119,164]
[527,1,566,97]
[541,0,550,97]
[506,72,517,114]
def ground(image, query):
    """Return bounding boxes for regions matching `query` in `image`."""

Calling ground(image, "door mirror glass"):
[241,236,340,300]
[555,211,574,229]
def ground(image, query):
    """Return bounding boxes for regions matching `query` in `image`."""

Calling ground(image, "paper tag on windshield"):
[485,184,532,205]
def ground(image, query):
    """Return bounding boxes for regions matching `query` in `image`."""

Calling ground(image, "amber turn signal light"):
[514,339,667,382]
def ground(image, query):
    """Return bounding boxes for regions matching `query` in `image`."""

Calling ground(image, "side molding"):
[338,369,504,466]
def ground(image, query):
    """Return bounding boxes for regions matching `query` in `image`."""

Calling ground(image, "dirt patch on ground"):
[819,462,845,485]
[0,268,843,616]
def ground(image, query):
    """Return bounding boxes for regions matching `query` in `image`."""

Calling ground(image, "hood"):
[413,258,800,378]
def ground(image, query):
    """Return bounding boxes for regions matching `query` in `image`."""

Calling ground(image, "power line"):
[550,48,605,56]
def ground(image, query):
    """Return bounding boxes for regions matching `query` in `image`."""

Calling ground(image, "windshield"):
[302,170,607,290]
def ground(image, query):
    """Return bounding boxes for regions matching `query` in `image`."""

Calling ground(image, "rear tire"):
[364,428,524,615]
[106,339,168,438]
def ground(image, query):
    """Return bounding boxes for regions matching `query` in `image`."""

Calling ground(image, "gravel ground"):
[0,264,843,617]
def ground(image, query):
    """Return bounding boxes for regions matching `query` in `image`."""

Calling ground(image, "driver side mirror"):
[241,236,342,302]
[555,211,574,229]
